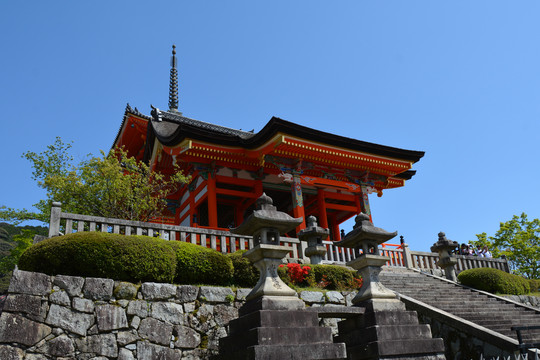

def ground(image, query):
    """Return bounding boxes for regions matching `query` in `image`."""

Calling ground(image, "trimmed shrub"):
[167,241,233,286]
[529,279,540,292]
[277,263,362,290]
[458,267,531,295]
[18,232,176,283]
[227,250,259,287]
[311,264,362,290]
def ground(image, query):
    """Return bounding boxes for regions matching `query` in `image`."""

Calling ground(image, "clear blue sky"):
[1,2,539,252]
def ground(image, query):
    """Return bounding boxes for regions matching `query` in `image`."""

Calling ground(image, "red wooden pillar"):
[207,174,218,228]
[235,200,244,227]
[291,172,306,232]
[317,188,329,240]
[317,189,329,228]
[330,214,340,241]
[255,178,263,198]
[189,185,196,227]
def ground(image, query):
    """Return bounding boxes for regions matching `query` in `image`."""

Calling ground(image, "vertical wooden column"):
[207,173,218,228]
[330,214,340,242]
[316,189,329,228]
[254,177,263,198]
[189,185,196,227]
[317,188,329,240]
[291,172,306,232]
[359,184,373,222]
[236,202,248,228]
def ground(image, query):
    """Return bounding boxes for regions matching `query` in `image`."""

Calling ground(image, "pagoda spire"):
[168,44,181,114]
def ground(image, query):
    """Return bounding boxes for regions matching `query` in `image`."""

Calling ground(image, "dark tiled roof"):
[159,110,255,140]
[115,105,424,165]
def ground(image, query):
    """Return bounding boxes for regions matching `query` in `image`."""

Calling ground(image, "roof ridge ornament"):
[168,44,182,115]
[150,105,163,122]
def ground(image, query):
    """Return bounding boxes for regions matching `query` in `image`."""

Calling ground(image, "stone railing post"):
[48,202,62,238]
[402,241,414,269]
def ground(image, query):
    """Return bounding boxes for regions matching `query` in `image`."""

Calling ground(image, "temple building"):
[112,46,424,240]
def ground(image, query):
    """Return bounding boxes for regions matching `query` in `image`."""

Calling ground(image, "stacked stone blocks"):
[0,270,358,359]
[0,270,240,359]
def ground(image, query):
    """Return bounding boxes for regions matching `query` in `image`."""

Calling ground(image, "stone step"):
[219,343,347,360]
[438,304,530,313]
[382,281,453,287]
[228,310,319,335]
[456,313,539,321]
[387,286,467,292]
[221,326,336,354]
[379,271,540,345]
[391,287,477,294]
[398,294,487,302]
[338,311,420,334]
[487,326,540,339]
[335,323,434,345]
[452,306,536,313]
[346,338,445,359]
[305,305,365,319]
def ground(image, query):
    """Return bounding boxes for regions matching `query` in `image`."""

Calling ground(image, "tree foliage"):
[0,137,189,224]
[0,230,34,275]
[0,223,47,274]
[471,213,540,279]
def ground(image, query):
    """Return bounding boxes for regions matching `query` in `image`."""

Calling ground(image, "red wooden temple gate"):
[112,46,424,241]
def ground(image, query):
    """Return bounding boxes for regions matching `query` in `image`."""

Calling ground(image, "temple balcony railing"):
[48,203,510,273]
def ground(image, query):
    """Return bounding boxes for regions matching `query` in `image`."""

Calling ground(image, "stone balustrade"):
[48,203,510,274]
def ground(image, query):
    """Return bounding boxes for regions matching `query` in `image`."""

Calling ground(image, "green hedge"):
[458,267,531,295]
[311,264,362,290]
[227,250,259,287]
[529,279,540,292]
[167,241,233,286]
[17,232,364,290]
[18,232,177,283]
[18,232,234,286]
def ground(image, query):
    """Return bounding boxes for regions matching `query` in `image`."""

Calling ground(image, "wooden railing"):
[48,203,509,273]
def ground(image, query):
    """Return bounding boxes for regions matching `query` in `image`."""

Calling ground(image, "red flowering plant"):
[277,263,362,290]
[317,274,332,289]
[278,263,313,287]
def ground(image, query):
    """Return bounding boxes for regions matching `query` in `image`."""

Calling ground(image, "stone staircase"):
[379,267,540,345]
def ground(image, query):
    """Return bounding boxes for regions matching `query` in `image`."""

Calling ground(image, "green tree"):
[0,230,34,275]
[472,213,540,279]
[0,137,189,224]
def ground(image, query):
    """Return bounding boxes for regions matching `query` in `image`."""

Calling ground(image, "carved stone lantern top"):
[228,193,304,305]
[430,232,459,253]
[297,216,329,241]
[231,193,303,245]
[334,213,397,249]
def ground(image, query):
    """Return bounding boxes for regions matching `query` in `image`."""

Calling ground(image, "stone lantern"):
[334,213,398,308]
[297,215,328,265]
[430,232,459,282]
[231,193,303,308]
[333,214,447,359]
[221,193,347,360]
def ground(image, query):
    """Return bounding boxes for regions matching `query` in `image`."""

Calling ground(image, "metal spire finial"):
[168,44,180,113]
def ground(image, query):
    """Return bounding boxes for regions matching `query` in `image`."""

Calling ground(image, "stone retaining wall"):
[0,270,356,359]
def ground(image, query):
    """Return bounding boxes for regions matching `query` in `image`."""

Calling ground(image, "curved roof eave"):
[149,111,424,163]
